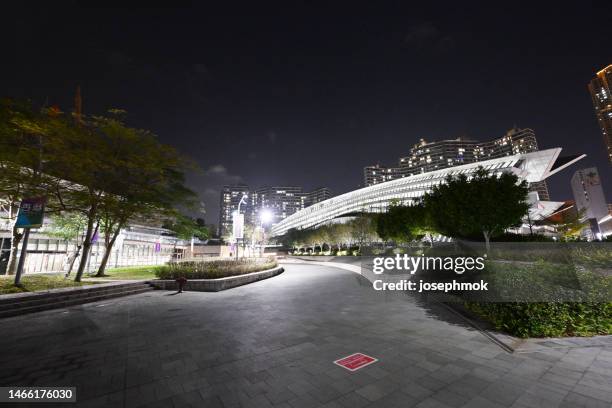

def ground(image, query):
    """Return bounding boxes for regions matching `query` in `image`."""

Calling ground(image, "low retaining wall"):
[149,266,284,292]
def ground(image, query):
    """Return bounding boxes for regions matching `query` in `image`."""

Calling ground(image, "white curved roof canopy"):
[271,148,583,236]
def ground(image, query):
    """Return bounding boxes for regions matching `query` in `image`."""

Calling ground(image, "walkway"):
[0,263,611,407]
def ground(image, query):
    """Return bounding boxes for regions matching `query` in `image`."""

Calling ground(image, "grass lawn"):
[91,265,157,280]
[0,274,94,295]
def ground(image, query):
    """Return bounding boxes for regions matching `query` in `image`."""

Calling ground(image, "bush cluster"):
[465,302,611,338]
[456,241,612,268]
[155,257,278,280]
[462,260,612,337]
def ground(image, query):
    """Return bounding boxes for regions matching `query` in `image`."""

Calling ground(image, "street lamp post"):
[233,194,248,260]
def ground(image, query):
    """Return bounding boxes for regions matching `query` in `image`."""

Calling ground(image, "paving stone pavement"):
[0,263,611,408]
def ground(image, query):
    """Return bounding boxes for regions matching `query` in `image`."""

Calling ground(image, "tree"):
[422,167,529,251]
[89,113,199,277]
[47,212,89,276]
[375,202,435,245]
[163,214,209,241]
[349,215,377,252]
[0,99,51,275]
[41,110,199,281]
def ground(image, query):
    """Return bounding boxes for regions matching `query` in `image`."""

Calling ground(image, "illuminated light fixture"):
[260,209,273,224]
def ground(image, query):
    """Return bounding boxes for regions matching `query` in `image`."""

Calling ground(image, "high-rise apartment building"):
[219,184,332,237]
[364,128,550,200]
[363,164,400,186]
[571,167,609,237]
[398,137,478,176]
[218,184,250,237]
[304,187,333,208]
[253,186,305,225]
[588,64,612,164]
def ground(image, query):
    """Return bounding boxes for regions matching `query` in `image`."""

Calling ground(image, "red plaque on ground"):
[334,353,378,371]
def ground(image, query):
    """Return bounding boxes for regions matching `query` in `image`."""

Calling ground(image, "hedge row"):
[155,257,278,280]
[461,261,611,337]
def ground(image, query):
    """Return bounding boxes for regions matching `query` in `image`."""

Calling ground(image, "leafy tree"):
[47,212,88,241]
[376,203,437,246]
[163,214,209,241]
[41,110,198,281]
[349,215,377,251]
[422,167,529,251]
[0,99,52,275]
[46,212,88,276]
[89,113,198,277]
[1,99,201,281]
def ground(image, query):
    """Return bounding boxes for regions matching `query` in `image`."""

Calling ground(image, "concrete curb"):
[0,280,150,303]
[150,266,284,292]
[281,259,362,275]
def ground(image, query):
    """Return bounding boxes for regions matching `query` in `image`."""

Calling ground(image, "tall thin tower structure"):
[588,65,612,164]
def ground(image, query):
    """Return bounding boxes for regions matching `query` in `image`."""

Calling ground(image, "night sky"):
[2,2,611,227]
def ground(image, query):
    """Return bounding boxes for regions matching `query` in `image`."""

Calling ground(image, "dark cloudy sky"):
[2,2,611,228]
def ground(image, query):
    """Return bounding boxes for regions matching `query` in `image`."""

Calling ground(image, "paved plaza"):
[1,262,611,408]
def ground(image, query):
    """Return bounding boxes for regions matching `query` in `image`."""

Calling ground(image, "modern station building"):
[363,127,550,200]
[0,220,193,275]
[273,147,584,236]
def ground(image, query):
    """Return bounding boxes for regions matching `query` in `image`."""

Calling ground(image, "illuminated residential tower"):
[588,64,612,164]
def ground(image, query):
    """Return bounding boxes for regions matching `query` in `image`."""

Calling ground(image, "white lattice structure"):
[271,148,584,236]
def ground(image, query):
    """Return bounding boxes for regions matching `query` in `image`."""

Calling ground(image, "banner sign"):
[232,212,244,239]
[15,197,47,229]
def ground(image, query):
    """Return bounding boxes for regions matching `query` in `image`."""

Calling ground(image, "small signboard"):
[232,212,244,239]
[334,353,378,372]
[15,197,47,229]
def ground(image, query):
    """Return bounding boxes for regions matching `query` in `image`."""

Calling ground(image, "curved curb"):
[280,259,363,275]
[150,266,284,292]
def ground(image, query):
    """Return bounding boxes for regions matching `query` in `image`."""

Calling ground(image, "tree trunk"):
[74,209,96,282]
[483,231,491,253]
[65,245,81,278]
[96,227,120,277]
[6,226,23,275]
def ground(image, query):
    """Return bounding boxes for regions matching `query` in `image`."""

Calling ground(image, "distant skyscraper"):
[571,167,609,237]
[398,137,478,176]
[363,164,399,186]
[218,184,334,237]
[218,184,250,237]
[364,128,550,200]
[252,186,305,225]
[588,64,612,164]
[304,187,332,208]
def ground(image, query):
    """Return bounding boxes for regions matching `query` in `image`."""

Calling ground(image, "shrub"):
[462,260,612,337]
[570,245,612,269]
[465,302,611,338]
[154,256,278,280]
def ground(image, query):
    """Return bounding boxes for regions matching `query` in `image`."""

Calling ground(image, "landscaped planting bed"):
[154,256,278,280]
[462,261,612,338]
